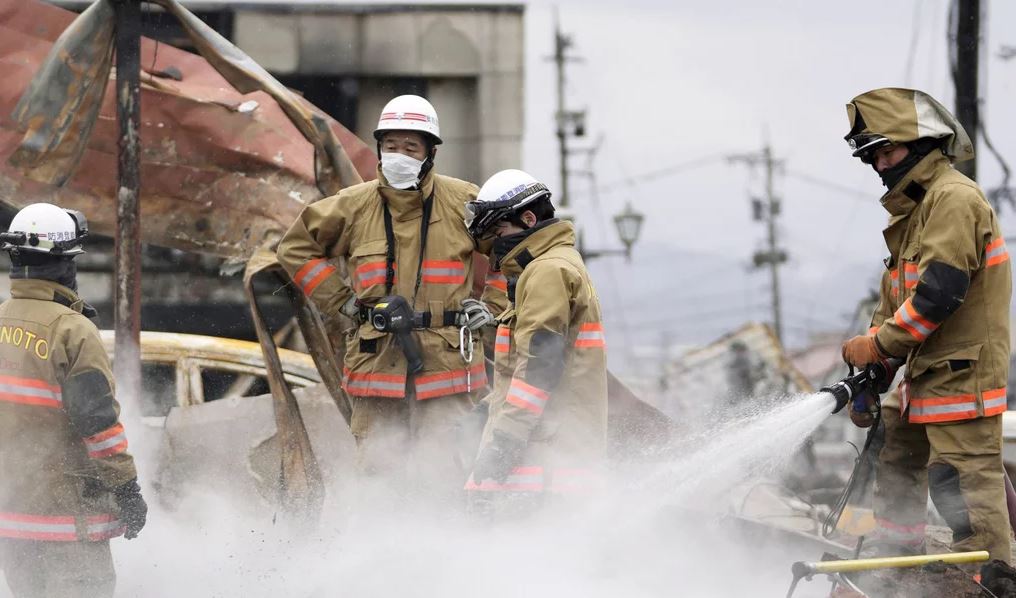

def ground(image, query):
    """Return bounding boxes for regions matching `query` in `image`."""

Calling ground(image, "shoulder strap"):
[381,201,397,296]
[380,189,436,302]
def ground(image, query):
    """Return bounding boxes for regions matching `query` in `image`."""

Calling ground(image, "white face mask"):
[380,152,425,190]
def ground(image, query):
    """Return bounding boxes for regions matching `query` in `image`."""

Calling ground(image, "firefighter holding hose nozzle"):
[837,88,1012,563]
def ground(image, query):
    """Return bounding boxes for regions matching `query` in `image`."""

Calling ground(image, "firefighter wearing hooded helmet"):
[463,170,608,514]
[840,89,1012,562]
[277,95,505,499]
[0,203,146,597]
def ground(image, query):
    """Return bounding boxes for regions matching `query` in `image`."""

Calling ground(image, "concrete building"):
[55,1,525,184]
[39,1,525,339]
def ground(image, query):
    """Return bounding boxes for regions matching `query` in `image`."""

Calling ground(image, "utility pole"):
[729,144,787,344]
[954,0,980,180]
[113,0,142,412]
[548,10,585,208]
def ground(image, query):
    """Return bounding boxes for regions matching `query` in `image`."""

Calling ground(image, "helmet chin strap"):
[417,146,436,181]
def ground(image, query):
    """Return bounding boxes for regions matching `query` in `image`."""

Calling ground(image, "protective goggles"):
[847,133,893,164]
[464,183,550,239]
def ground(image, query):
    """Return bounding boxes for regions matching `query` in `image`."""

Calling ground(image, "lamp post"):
[614,201,644,259]
[580,201,644,261]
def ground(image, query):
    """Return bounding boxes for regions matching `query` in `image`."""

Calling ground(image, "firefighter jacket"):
[869,152,1011,424]
[471,219,608,493]
[0,279,137,541]
[277,166,489,400]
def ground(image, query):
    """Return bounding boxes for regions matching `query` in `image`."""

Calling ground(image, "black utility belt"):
[358,304,463,329]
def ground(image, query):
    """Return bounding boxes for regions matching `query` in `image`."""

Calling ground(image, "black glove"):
[114,479,148,540]
[471,431,526,484]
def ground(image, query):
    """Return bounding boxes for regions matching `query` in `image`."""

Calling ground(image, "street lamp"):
[579,200,645,262]
[613,201,644,259]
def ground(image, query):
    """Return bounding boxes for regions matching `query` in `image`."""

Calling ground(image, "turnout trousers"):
[873,406,1012,562]
[0,539,115,598]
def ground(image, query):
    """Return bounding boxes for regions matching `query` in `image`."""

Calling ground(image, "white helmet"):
[1,203,88,255]
[373,95,442,145]
[465,169,552,239]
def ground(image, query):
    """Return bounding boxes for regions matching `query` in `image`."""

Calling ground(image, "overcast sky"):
[511,0,1016,369]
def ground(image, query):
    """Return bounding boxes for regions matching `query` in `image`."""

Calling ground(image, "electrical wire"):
[597,154,727,194]
[783,170,871,201]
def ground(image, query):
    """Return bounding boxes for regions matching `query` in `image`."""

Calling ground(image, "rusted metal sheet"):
[0,0,375,261]
[245,247,352,426]
[243,249,324,522]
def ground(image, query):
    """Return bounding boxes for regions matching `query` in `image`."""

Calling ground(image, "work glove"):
[848,393,876,428]
[460,298,496,331]
[842,335,884,368]
[114,479,148,540]
[339,295,361,321]
[471,431,526,484]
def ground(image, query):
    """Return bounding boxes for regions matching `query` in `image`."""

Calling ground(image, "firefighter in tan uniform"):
[840,89,1012,561]
[462,169,608,513]
[0,204,147,597]
[277,95,498,500]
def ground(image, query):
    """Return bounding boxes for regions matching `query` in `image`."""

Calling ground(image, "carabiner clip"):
[459,326,474,391]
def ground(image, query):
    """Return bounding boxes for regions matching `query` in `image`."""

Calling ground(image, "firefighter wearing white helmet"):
[464,170,608,517]
[372,94,442,191]
[277,96,505,505]
[1,202,88,255]
[839,88,1012,562]
[0,203,146,597]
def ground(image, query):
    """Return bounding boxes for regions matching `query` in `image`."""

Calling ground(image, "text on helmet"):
[497,184,528,203]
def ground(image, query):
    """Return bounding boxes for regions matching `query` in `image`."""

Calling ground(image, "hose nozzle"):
[821,357,904,415]
[823,381,854,414]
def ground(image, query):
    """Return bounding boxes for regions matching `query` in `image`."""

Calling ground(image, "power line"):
[597,154,727,194]
[783,170,871,201]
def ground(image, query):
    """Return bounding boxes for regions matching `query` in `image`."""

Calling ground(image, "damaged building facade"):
[30,0,524,337]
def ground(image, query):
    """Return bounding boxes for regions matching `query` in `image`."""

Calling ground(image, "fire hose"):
[819,357,1016,540]
[819,358,903,538]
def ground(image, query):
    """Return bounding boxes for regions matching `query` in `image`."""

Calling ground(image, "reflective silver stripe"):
[416,374,467,393]
[356,265,386,283]
[0,383,61,401]
[422,267,464,277]
[576,331,605,341]
[988,244,1008,259]
[86,519,123,535]
[507,383,548,412]
[897,304,934,338]
[297,260,330,286]
[505,474,543,485]
[86,432,127,453]
[0,518,75,534]
[345,380,405,392]
[874,518,926,544]
[911,401,977,417]
[495,337,510,349]
[983,395,1008,411]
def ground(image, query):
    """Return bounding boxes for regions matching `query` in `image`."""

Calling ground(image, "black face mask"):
[876,138,944,190]
[10,253,78,292]
[492,229,530,270]
[491,219,558,270]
